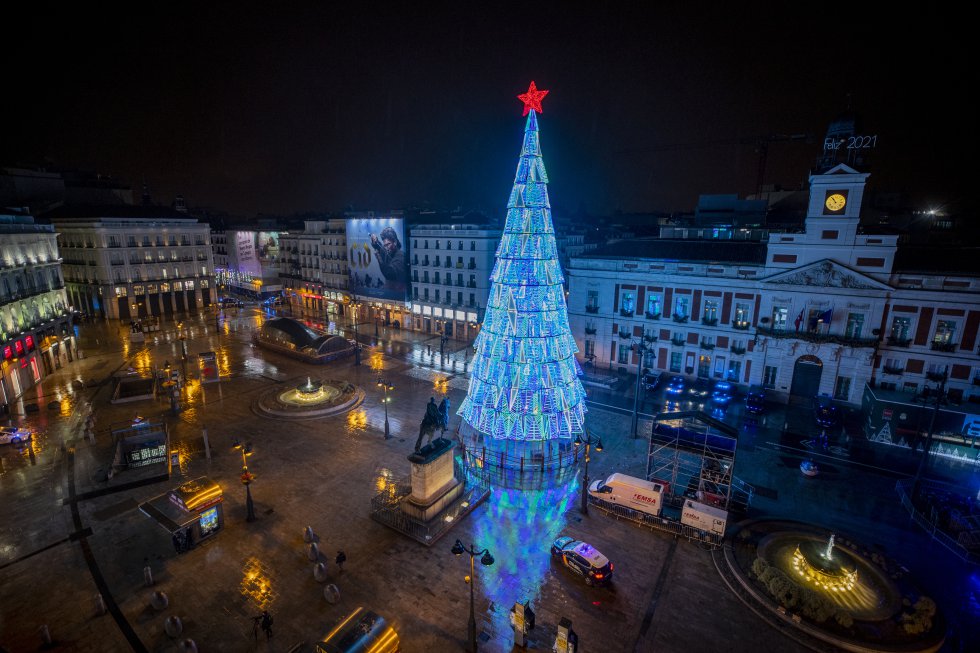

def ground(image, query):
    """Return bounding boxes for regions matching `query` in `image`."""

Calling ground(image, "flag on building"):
[819,307,834,326]
[794,308,804,331]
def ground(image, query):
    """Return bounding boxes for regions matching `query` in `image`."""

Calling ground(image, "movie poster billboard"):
[346,217,408,301]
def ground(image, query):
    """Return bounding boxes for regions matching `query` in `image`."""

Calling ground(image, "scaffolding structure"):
[646,411,749,513]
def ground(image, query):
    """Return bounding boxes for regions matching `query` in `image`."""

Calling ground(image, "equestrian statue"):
[415,396,451,453]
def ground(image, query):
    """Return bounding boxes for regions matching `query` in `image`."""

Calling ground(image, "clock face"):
[824,192,847,212]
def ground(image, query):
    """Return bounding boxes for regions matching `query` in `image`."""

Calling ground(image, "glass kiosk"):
[139,476,224,553]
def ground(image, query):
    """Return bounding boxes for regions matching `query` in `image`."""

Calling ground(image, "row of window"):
[413,239,478,251]
[412,287,478,307]
[413,271,478,286]
[66,235,208,248]
[113,279,208,296]
[413,255,478,269]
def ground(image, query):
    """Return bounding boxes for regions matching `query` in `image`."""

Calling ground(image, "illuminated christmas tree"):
[458,82,587,445]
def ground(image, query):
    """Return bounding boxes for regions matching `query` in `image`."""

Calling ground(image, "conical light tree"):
[458,82,587,442]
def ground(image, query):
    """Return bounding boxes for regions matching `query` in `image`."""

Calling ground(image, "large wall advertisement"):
[346,217,408,301]
[233,231,281,278]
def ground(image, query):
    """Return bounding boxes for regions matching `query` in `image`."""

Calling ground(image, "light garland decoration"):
[458,84,587,442]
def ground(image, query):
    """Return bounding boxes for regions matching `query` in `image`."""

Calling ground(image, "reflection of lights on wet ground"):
[368,352,384,371]
[374,468,397,497]
[346,409,368,431]
[468,479,577,635]
[433,377,449,394]
[240,557,275,609]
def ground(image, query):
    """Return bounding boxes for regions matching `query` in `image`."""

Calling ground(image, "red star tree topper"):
[517,81,549,115]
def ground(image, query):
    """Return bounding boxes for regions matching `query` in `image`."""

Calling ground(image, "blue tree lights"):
[458,87,586,442]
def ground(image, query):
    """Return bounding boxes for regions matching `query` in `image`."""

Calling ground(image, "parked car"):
[813,396,840,429]
[0,426,32,445]
[745,386,766,414]
[642,371,661,391]
[550,536,614,586]
[665,376,687,395]
[687,378,712,399]
[711,380,735,405]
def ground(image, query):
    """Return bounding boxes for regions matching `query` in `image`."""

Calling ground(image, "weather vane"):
[517,81,549,116]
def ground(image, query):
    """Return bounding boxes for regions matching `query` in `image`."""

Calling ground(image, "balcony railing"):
[468,262,477,270]
[882,365,905,376]
[584,327,597,335]
[672,314,688,323]
[585,305,599,314]
[700,341,715,350]
[755,326,879,348]
[729,346,746,355]
[645,311,661,320]
[701,317,718,326]
[670,337,686,346]
[620,309,634,318]
[618,331,631,340]
[643,335,657,343]
[732,321,751,330]
[887,336,912,347]
[930,341,957,352]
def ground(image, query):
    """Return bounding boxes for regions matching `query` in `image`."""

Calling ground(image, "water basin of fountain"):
[254,377,364,419]
[793,534,858,592]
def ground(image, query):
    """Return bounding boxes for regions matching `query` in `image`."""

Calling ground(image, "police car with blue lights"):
[550,536,614,586]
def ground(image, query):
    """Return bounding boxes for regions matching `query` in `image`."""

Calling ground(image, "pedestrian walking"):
[335,550,347,572]
[253,610,273,639]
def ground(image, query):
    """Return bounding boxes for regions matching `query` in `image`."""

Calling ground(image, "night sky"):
[8,3,970,217]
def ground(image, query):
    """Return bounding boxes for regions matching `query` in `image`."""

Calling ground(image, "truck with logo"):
[588,473,665,517]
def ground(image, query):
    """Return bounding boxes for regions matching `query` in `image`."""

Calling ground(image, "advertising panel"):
[235,231,260,277]
[346,217,408,301]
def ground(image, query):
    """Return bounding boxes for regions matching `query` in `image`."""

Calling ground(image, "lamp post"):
[377,378,394,440]
[911,368,948,502]
[375,313,380,337]
[233,440,256,522]
[450,539,495,653]
[630,339,651,439]
[350,300,362,366]
[574,430,603,514]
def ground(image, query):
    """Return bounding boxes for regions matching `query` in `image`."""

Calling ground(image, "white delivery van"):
[680,499,728,535]
[589,473,665,517]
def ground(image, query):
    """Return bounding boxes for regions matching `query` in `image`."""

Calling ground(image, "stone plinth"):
[401,438,461,522]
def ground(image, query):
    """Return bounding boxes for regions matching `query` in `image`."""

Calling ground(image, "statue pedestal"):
[401,438,462,522]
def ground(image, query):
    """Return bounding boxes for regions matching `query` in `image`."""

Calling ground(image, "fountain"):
[253,377,365,420]
[792,532,858,592]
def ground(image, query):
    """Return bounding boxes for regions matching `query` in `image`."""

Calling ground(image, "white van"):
[588,473,665,517]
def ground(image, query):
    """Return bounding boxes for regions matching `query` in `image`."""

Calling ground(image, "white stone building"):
[1,210,76,414]
[47,206,215,321]
[407,223,500,342]
[567,165,980,411]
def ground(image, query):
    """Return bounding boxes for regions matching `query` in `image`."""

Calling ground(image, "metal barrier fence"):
[894,478,980,565]
[458,442,582,490]
[588,495,724,549]
[370,457,491,546]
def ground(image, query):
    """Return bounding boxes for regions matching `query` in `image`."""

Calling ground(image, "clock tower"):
[804,162,868,238]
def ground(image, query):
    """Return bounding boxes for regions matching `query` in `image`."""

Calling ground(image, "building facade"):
[47,206,215,320]
[407,224,500,341]
[567,165,980,412]
[214,227,282,300]
[278,219,350,320]
[1,211,76,414]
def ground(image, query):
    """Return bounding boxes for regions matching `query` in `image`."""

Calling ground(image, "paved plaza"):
[1,307,978,652]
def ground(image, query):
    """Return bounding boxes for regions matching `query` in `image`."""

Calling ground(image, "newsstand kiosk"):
[139,476,225,553]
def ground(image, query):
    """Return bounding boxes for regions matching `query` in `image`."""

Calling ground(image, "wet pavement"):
[0,306,978,652]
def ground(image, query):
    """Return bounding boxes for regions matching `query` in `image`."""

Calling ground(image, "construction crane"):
[618,133,812,196]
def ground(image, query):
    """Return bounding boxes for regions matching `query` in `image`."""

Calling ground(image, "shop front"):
[139,476,225,553]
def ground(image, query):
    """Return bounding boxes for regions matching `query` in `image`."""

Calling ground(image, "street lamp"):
[630,338,652,438]
[574,430,603,515]
[450,539,495,653]
[233,440,256,522]
[350,300,362,366]
[377,378,394,440]
[375,313,380,337]
[437,320,448,359]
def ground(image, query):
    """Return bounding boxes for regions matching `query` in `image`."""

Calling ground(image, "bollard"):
[313,562,329,583]
[323,583,340,604]
[303,525,315,543]
[39,624,53,645]
[94,593,107,616]
[164,615,183,638]
[177,640,198,653]
[151,590,169,610]
[307,542,319,561]
[143,565,154,586]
